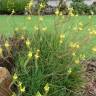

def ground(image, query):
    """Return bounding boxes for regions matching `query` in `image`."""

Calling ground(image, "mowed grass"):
[0,15,96,35]
[0,15,96,57]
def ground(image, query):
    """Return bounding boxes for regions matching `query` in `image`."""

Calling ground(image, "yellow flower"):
[60,34,65,39]
[59,40,63,44]
[70,42,80,49]
[44,83,50,93]
[35,49,40,59]
[72,52,76,56]
[0,47,3,56]
[13,73,18,80]
[28,51,32,58]
[20,85,25,93]
[27,16,31,20]
[42,27,47,32]
[26,39,31,47]
[5,41,10,48]
[75,14,78,16]
[18,81,22,87]
[15,27,19,31]
[36,91,42,96]
[89,31,96,36]
[40,3,45,8]
[12,9,15,14]
[92,46,96,52]
[76,44,80,49]
[55,9,59,15]
[68,68,72,75]
[75,59,80,64]
[28,0,33,8]
[35,53,39,60]
[69,12,74,16]
[12,92,16,96]
[78,27,83,31]
[80,54,86,60]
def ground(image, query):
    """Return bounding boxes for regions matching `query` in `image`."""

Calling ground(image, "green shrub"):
[71,0,91,15]
[0,0,29,14]
[90,2,96,15]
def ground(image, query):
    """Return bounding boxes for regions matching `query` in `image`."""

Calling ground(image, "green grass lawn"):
[0,15,96,35]
[0,15,96,57]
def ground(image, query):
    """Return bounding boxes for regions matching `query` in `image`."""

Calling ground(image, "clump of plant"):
[71,0,91,15]
[10,15,94,96]
[2,1,96,96]
[0,0,29,14]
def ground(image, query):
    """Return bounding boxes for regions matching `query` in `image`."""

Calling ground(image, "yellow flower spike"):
[36,91,42,96]
[13,73,18,81]
[27,16,31,20]
[26,39,31,47]
[28,51,32,59]
[92,46,96,52]
[68,68,72,75]
[20,85,25,93]
[5,41,10,48]
[55,9,59,15]
[75,59,80,64]
[44,83,50,93]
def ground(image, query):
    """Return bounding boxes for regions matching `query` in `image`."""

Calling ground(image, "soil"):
[82,58,96,96]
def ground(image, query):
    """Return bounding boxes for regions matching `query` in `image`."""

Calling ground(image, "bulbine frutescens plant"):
[6,1,95,96]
